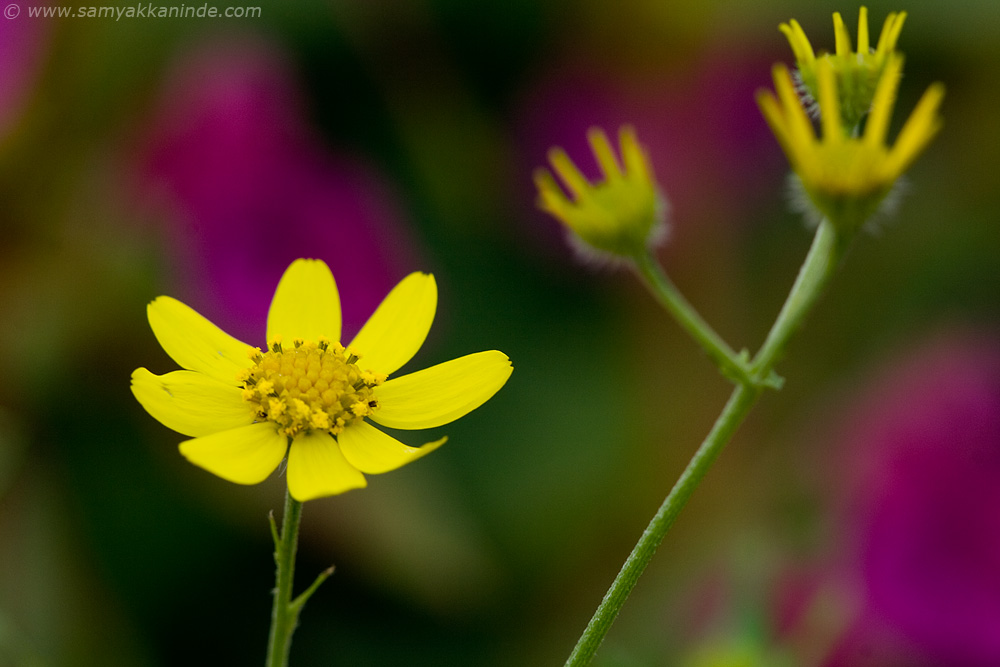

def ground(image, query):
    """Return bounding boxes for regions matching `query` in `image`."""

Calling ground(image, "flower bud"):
[534,126,667,261]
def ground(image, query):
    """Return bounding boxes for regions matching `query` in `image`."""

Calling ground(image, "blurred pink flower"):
[829,331,1000,667]
[139,40,419,342]
[0,15,48,138]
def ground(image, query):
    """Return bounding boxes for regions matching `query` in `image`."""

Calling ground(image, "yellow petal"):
[865,54,903,147]
[178,422,287,485]
[886,82,945,177]
[266,259,341,345]
[548,147,591,200]
[833,12,851,57]
[779,20,816,65]
[619,126,652,184]
[286,432,367,501]
[338,421,446,474]
[773,64,815,150]
[370,350,512,430]
[857,6,870,55]
[876,11,906,55]
[816,60,842,141]
[147,296,252,384]
[131,368,253,437]
[348,273,437,376]
[587,127,622,181]
[756,90,793,160]
[535,168,577,223]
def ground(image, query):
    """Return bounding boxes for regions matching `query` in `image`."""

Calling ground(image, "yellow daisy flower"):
[757,54,944,231]
[781,6,907,130]
[131,259,513,501]
[534,126,666,260]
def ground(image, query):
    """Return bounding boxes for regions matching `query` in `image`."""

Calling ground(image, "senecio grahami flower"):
[132,259,512,501]
[781,6,907,130]
[534,126,667,260]
[758,10,944,232]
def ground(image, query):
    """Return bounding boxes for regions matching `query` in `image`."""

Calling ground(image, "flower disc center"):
[240,339,384,438]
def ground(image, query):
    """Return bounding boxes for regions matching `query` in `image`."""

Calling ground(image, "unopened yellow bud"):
[779,7,908,131]
[534,126,667,260]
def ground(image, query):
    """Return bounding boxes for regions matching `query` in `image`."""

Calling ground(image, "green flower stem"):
[266,489,334,667]
[566,220,847,666]
[266,489,302,667]
[634,251,754,386]
[564,383,760,666]
[750,219,846,377]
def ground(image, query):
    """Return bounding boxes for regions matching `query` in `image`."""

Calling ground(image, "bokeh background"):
[1,0,998,665]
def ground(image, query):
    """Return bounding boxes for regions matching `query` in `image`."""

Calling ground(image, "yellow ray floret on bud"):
[779,19,815,67]
[779,7,908,130]
[757,54,944,231]
[534,125,666,259]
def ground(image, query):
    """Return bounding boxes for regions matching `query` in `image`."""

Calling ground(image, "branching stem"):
[565,219,847,665]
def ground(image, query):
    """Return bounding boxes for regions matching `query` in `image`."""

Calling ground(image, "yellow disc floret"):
[239,338,386,438]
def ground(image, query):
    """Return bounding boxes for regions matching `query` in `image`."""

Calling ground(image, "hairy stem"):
[564,384,760,666]
[566,220,846,665]
[266,489,303,667]
[634,252,754,385]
